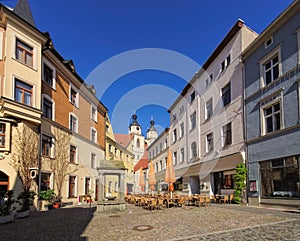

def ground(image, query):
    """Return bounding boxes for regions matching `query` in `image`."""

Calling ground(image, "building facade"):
[243,1,300,207]
[168,20,257,196]
[0,1,107,208]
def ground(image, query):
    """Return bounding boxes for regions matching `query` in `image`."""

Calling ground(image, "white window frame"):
[206,132,214,153]
[69,84,79,107]
[42,57,56,89]
[221,122,232,147]
[91,104,97,122]
[260,92,283,135]
[259,45,282,87]
[190,142,197,160]
[264,36,273,49]
[41,134,54,158]
[0,122,11,151]
[13,76,36,108]
[91,127,97,143]
[69,144,78,164]
[190,112,196,130]
[173,151,177,166]
[180,148,184,164]
[13,35,37,70]
[42,94,55,121]
[172,129,177,143]
[91,153,96,168]
[69,113,78,133]
[205,98,213,120]
[221,54,231,72]
[180,123,184,138]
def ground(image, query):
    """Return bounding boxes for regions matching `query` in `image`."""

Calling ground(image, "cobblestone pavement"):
[0,203,299,241]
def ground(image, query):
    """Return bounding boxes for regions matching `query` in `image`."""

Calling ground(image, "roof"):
[13,0,35,26]
[242,0,300,59]
[114,134,134,148]
[133,148,149,172]
[168,19,246,112]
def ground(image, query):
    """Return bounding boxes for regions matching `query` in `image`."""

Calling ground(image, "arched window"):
[136,138,140,148]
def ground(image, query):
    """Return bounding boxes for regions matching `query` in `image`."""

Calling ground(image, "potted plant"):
[16,188,36,218]
[0,190,15,224]
[39,189,56,210]
[52,194,62,209]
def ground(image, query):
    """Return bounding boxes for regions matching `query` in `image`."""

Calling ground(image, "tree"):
[10,122,39,210]
[234,163,247,204]
[49,127,79,201]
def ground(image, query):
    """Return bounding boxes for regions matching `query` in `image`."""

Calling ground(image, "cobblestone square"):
[0,204,299,241]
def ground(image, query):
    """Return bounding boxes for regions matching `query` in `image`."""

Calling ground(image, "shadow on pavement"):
[0,206,96,241]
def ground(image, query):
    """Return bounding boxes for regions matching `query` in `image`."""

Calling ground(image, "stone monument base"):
[97,200,126,212]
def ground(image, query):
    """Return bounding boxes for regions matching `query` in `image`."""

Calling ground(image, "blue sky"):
[4,0,294,135]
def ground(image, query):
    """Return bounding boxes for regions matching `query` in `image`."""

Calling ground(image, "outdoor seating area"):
[125,193,234,210]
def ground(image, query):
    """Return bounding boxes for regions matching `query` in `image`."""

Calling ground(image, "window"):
[15,79,33,106]
[70,86,79,107]
[108,181,112,193]
[0,123,6,148]
[160,160,163,170]
[190,91,195,102]
[91,128,97,143]
[43,64,53,86]
[206,133,214,152]
[263,102,281,134]
[91,105,97,122]
[41,135,53,157]
[264,36,273,49]
[221,55,231,72]
[223,174,234,189]
[191,142,197,159]
[156,146,158,155]
[173,152,177,165]
[180,148,184,163]
[42,97,53,119]
[222,123,232,147]
[264,55,279,85]
[180,123,184,138]
[136,138,140,148]
[206,73,213,87]
[297,29,300,65]
[260,156,300,197]
[156,162,159,172]
[69,114,78,133]
[205,98,213,120]
[16,39,33,67]
[159,143,162,152]
[222,82,231,107]
[190,112,196,130]
[41,173,51,191]
[173,129,177,143]
[85,178,90,195]
[69,176,76,198]
[70,145,77,163]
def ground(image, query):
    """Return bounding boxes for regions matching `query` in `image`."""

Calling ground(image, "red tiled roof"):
[133,147,148,172]
[114,134,133,148]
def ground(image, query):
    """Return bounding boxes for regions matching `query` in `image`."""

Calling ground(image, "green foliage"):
[39,189,56,204]
[0,190,14,216]
[17,188,36,211]
[234,163,247,204]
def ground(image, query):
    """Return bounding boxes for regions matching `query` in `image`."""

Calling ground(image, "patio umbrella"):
[138,167,145,193]
[164,149,176,198]
[148,160,156,195]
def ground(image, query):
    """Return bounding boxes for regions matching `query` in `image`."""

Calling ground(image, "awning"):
[183,153,244,177]
[213,153,244,172]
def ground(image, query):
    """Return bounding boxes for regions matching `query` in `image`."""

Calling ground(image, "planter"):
[53,202,61,209]
[0,213,14,224]
[16,210,29,219]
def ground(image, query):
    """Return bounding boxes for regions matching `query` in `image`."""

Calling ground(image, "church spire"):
[13,0,35,27]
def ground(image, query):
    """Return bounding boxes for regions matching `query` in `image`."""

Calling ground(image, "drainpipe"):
[37,124,42,211]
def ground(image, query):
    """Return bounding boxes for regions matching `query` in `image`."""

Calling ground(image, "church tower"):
[129,112,142,135]
[146,119,158,145]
